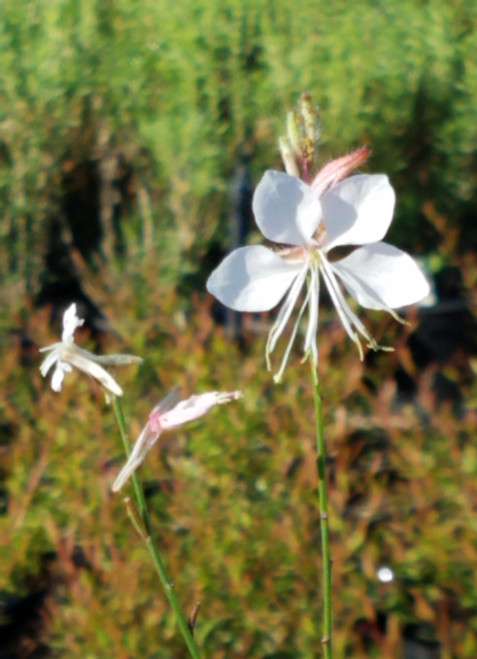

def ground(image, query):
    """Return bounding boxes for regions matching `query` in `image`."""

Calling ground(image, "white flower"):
[207,170,430,382]
[39,303,142,397]
[112,388,243,491]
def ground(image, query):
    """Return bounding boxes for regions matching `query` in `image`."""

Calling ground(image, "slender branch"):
[310,363,333,658]
[112,398,202,659]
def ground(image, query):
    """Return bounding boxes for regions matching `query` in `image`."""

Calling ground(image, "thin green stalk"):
[310,363,332,658]
[112,398,202,659]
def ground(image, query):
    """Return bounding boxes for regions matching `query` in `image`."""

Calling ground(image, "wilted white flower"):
[207,168,430,382]
[112,388,242,491]
[39,303,142,397]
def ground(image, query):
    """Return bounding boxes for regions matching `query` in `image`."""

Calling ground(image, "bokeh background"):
[1,1,477,657]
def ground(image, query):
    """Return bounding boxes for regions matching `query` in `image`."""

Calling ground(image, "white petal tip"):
[112,463,137,492]
[111,471,128,492]
[109,385,124,397]
[229,391,244,401]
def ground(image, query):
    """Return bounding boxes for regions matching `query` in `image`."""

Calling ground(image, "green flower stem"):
[311,363,332,658]
[112,398,202,659]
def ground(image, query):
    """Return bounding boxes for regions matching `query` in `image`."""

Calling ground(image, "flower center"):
[313,221,327,247]
[277,245,309,264]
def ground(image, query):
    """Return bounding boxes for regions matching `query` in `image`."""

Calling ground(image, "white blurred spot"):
[377,566,394,583]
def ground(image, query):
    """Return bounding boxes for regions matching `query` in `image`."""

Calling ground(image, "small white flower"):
[207,170,430,382]
[112,388,243,491]
[39,303,142,397]
[377,566,395,583]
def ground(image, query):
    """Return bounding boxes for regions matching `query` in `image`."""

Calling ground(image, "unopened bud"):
[286,110,302,155]
[123,497,149,541]
[279,93,322,181]
[300,92,320,143]
[279,137,300,177]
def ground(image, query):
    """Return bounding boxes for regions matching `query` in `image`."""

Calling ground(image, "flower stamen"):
[266,264,308,367]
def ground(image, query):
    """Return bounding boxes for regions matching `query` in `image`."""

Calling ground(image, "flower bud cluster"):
[279,92,321,182]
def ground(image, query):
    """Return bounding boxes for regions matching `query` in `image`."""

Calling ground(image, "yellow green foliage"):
[2,253,477,657]
[1,0,477,279]
[1,1,477,656]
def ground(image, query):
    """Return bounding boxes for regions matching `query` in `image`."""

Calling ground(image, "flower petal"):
[159,391,242,430]
[112,390,242,492]
[149,386,183,424]
[39,348,60,377]
[66,349,123,396]
[321,175,395,251]
[206,245,302,312]
[112,423,160,492]
[92,354,144,366]
[62,303,84,342]
[331,243,430,310]
[51,362,72,392]
[253,171,322,246]
[311,147,370,197]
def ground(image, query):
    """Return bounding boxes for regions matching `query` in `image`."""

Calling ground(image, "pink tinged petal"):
[252,170,322,246]
[112,423,161,492]
[206,245,303,312]
[112,390,242,492]
[158,391,242,430]
[311,147,371,197]
[61,303,84,342]
[148,386,183,429]
[321,175,396,251]
[331,243,431,311]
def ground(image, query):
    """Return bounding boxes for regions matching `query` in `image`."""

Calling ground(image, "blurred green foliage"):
[1,0,477,657]
[0,0,476,285]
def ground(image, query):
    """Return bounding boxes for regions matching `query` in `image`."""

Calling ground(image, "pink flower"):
[112,388,243,491]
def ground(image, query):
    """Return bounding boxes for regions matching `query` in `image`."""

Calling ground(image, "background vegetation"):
[1,0,477,657]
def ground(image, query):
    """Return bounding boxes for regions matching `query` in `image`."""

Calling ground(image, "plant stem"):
[310,363,332,658]
[112,398,202,659]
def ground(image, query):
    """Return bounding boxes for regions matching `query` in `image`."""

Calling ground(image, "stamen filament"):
[266,264,309,368]
[273,277,314,383]
[319,259,363,354]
